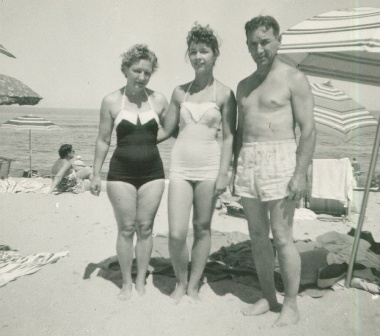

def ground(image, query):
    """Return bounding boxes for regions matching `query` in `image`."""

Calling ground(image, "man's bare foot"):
[241,298,282,316]
[170,284,187,304]
[118,284,132,301]
[273,304,300,327]
[135,282,146,296]
[187,287,201,302]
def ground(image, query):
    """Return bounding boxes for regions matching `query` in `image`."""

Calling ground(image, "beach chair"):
[305,158,354,218]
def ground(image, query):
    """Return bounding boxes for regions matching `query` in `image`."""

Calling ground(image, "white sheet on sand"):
[0,250,69,287]
[0,178,50,193]
[311,158,354,206]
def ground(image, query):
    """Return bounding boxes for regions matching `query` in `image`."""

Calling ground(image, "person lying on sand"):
[50,144,93,194]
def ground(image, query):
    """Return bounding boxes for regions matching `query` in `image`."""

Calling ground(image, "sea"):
[0,106,379,179]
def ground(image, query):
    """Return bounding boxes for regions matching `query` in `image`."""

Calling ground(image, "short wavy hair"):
[58,144,73,159]
[120,44,158,74]
[186,23,220,57]
[245,16,280,40]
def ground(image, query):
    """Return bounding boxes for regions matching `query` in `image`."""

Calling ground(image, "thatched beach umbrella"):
[0,43,16,58]
[0,74,42,106]
[1,115,60,174]
[278,7,380,287]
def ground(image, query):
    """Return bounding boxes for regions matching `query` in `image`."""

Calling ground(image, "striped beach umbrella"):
[0,44,16,58]
[278,7,380,288]
[278,7,380,86]
[311,81,378,142]
[1,115,60,174]
[0,74,42,106]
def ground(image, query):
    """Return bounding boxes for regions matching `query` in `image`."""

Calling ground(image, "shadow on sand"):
[83,231,266,303]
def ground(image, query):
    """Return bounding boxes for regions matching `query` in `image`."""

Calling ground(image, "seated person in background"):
[50,144,93,194]
[73,155,86,169]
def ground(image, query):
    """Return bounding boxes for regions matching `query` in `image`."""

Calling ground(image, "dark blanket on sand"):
[83,230,380,295]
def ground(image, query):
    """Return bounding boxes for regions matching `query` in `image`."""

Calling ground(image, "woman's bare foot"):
[135,282,146,296]
[273,303,300,327]
[170,283,187,304]
[241,298,282,316]
[187,287,201,302]
[118,284,133,301]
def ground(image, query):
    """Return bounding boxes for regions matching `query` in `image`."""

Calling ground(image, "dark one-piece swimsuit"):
[107,89,165,189]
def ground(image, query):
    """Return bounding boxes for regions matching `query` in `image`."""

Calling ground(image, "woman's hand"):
[90,175,102,196]
[215,173,228,197]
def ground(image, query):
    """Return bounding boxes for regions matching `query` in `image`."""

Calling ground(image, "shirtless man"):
[234,16,316,327]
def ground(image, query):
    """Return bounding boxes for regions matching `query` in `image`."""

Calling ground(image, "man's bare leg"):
[268,198,300,327]
[241,197,282,316]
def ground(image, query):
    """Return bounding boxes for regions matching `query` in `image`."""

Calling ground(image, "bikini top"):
[114,87,160,130]
[179,80,221,130]
[114,87,161,145]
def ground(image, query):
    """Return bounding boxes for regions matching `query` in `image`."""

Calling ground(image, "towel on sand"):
[0,178,50,193]
[0,247,69,287]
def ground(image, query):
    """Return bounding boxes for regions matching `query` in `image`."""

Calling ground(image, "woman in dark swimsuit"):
[90,44,169,300]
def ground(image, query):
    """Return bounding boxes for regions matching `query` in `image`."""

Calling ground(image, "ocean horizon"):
[0,106,379,179]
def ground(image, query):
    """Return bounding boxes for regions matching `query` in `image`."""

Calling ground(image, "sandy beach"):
[1,180,380,336]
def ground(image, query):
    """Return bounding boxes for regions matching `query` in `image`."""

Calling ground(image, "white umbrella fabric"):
[311,81,378,141]
[1,114,60,174]
[278,7,380,287]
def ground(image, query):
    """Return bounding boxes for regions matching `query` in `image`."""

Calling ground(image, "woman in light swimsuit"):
[158,24,237,303]
[90,45,169,300]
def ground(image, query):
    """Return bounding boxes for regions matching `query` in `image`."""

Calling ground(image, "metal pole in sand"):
[29,129,32,174]
[345,120,380,287]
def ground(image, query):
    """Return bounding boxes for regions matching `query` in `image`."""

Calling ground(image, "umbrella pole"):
[29,129,32,174]
[345,120,380,287]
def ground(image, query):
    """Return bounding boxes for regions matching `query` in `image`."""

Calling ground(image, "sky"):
[1,0,380,110]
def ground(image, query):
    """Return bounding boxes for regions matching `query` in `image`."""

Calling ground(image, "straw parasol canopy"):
[0,43,16,58]
[0,74,42,106]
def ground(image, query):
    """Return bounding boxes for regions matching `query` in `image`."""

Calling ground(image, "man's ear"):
[278,34,282,44]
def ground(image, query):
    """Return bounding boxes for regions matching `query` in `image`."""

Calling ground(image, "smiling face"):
[188,42,217,73]
[124,59,153,91]
[246,26,281,66]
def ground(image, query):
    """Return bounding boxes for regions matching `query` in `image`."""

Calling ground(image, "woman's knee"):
[118,223,136,239]
[136,221,153,239]
[192,220,211,238]
[169,230,187,245]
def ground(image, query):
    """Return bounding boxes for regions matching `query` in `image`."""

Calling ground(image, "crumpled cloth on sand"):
[0,178,50,193]
[0,247,69,287]
[316,231,380,269]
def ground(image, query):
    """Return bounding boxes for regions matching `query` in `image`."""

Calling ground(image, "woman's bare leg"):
[168,179,193,303]
[107,181,137,301]
[135,179,165,295]
[187,180,217,301]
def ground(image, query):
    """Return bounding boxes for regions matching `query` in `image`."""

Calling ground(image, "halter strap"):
[183,80,217,103]
[121,85,155,112]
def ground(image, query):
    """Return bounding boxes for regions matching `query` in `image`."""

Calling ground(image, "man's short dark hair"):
[58,144,73,158]
[245,15,280,39]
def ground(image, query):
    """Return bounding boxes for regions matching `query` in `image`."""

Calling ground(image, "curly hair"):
[120,44,158,74]
[245,15,280,39]
[186,23,220,57]
[58,144,73,159]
